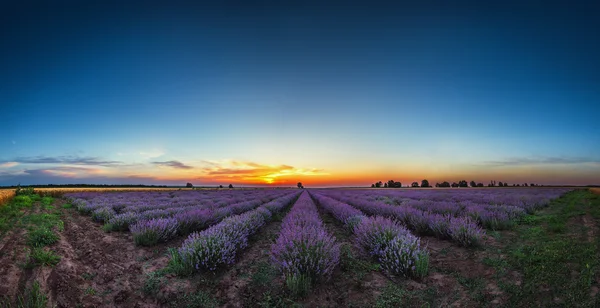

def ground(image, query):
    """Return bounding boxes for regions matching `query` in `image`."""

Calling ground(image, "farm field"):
[0,188,599,307]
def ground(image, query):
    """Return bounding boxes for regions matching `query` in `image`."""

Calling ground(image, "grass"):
[0,195,35,234]
[142,271,165,296]
[375,283,439,308]
[30,248,61,267]
[495,189,600,307]
[84,286,96,296]
[26,228,59,247]
[250,262,278,287]
[0,281,49,308]
[340,244,380,281]
[169,291,220,308]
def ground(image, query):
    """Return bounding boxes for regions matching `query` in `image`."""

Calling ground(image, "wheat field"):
[0,187,197,205]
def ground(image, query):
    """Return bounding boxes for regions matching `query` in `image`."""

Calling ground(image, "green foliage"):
[169,291,220,308]
[501,190,600,307]
[257,291,301,308]
[165,248,194,276]
[15,186,35,196]
[30,248,60,267]
[61,203,73,209]
[101,224,113,232]
[17,281,48,308]
[81,272,97,281]
[375,284,406,308]
[21,213,62,230]
[84,287,96,296]
[250,262,278,287]
[27,228,59,247]
[40,196,54,206]
[285,274,312,298]
[12,196,33,207]
[142,271,164,296]
[414,252,429,279]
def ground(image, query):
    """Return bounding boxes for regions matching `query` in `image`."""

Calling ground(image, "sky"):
[1,1,599,187]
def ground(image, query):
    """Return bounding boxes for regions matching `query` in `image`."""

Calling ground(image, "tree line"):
[371,179,538,188]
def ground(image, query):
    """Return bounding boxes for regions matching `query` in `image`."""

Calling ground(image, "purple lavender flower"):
[448,216,485,247]
[130,218,179,246]
[378,233,429,278]
[354,216,410,258]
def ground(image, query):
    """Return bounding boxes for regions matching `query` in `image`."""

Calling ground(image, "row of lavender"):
[312,190,486,245]
[168,191,302,274]
[314,188,572,236]
[353,188,571,214]
[310,192,429,278]
[64,190,298,245]
[270,192,340,295]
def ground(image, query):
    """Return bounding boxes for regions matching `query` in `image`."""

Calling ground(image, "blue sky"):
[1,1,599,186]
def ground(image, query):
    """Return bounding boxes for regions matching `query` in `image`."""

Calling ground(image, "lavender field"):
[2,187,599,307]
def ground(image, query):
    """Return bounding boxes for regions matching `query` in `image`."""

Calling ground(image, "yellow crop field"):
[0,189,15,206]
[0,187,194,205]
[591,188,600,195]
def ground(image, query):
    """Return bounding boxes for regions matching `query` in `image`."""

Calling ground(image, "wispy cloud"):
[481,156,600,167]
[0,162,18,168]
[139,150,165,159]
[9,156,123,166]
[152,160,193,169]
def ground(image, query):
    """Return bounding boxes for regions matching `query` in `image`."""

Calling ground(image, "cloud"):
[152,160,193,170]
[481,156,600,167]
[24,167,106,178]
[198,160,328,184]
[139,150,165,159]
[0,162,18,168]
[10,156,123,167]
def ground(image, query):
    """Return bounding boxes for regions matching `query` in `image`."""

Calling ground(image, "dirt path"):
[0,204,37,299]
[47,205,167,308]
[214,219,284,307]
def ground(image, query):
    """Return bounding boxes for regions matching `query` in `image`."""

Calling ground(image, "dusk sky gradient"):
[1,1,599,186]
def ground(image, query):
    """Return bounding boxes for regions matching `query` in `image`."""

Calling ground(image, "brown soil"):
[0,199,192,308]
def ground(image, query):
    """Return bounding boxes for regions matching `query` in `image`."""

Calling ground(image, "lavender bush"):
[174,208,214,235]
[379,233,429,278]
[91,206,116,223]
[105,211,140,231]
[130,218,179,246]
[354,216,410,257]
[427,213,451,239]
[448,216,485,247]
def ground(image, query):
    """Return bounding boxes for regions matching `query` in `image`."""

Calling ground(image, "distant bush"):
[15,185,35,196]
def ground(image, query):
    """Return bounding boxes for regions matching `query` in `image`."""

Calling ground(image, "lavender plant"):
[130,218,179,246]
[378,233,429,278]
[354,216,410,258]
[448,216,485,247]
[91,206,116,223]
